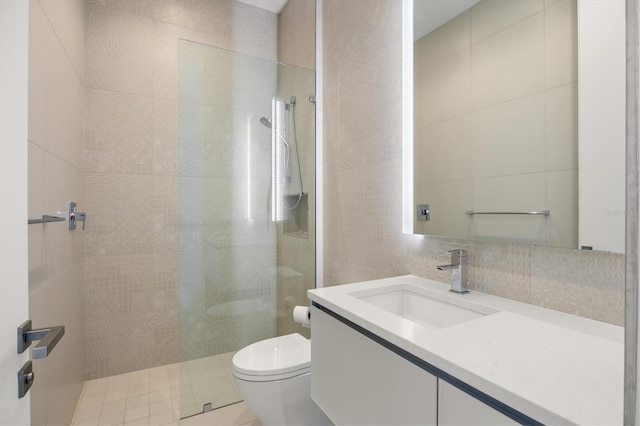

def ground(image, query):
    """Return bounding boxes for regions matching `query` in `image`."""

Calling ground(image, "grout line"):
[73,352,242,425]
[35,0,85,86]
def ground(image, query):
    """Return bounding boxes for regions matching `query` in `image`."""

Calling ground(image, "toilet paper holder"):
[293,306,311,328]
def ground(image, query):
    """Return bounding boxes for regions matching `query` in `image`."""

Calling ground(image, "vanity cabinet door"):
[438,380,518,425]
[311,306,438,425]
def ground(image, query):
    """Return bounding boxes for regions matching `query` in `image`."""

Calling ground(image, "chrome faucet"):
[436,249,468,294]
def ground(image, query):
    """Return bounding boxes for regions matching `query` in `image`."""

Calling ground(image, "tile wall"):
[274,62,316,337]
[278,0,316,70]
[28,0,86,424]
[322,0,624,326]
[413,0,578,248]
[275,0,317,337]
[84,0,277,379]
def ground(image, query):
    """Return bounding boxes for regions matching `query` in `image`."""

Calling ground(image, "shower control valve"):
[67,201,87,230]
[417,204,430,221]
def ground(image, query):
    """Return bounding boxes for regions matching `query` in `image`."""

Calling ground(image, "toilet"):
[232,333,332,426]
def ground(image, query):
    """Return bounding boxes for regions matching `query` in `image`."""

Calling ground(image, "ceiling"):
[414,0,481,41]
[236,0,288,14]
[235,0,481,40]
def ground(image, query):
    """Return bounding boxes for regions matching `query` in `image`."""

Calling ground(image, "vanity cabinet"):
[311,305,530,425]
[438,381,518,426]
[310,306,438,425]
[309,275,621,425]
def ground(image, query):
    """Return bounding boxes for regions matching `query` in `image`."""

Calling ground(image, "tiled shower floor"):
[72,351,259,426]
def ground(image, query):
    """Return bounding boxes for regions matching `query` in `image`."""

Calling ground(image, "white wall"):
[0,1,31,425]
[28,0,86,424]
[578,0,626,253]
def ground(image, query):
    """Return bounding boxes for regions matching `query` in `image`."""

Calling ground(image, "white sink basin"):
[349,283,497,330]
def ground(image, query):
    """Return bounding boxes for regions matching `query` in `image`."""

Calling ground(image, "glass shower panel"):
[178,40,278,418]
[274,63,316,338]
[178,39,316,419]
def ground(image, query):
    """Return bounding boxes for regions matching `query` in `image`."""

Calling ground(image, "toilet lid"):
[232,333,310,378]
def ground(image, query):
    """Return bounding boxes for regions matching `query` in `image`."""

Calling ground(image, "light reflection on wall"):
[246,119,253,222]
[272,97,285,222]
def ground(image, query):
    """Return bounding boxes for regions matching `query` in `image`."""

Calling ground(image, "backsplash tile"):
[530,247,624,323]
[469,242,532,304]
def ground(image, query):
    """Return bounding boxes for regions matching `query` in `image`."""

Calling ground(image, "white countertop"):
[308,275,623,425]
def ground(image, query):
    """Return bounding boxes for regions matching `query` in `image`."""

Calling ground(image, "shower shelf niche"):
[283,193,308,238]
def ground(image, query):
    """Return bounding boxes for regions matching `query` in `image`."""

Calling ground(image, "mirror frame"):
[401,0,626,253]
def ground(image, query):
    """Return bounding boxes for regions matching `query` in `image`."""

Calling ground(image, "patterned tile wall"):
[322,0,624,326]
[84,0,277,379]
[275,63,316,337]
[278,0,315,70]
[276,0,317,337]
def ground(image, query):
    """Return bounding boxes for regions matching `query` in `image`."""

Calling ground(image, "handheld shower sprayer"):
[259,95,304,212]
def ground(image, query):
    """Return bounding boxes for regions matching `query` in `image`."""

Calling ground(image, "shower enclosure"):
[177,40,316,418]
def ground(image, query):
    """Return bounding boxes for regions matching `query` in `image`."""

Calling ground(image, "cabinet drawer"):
[438,380,518,425]
[311,306,438,425]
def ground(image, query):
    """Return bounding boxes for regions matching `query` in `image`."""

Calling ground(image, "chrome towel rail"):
[465,210,550,216]
[27,215,65,225]
[27,201,86,230]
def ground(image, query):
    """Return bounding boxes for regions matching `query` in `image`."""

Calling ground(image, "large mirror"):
[404,0,626,253]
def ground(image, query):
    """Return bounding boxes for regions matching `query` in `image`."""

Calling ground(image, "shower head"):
[260,117,272,129]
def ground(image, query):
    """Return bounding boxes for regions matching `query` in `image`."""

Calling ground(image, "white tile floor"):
[72,352,258,426]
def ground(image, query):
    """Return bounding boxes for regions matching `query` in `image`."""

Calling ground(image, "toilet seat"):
[232,333,311,382]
